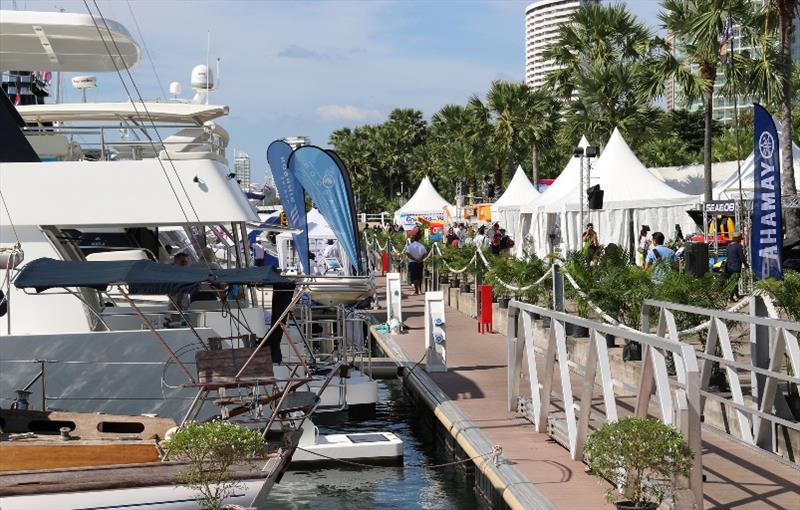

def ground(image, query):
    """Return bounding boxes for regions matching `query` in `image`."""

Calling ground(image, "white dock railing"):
[508,295,800,510]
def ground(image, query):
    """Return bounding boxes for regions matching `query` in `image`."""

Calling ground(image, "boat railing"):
[22,124,226,161]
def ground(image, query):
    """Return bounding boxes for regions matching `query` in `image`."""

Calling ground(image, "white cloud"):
[315,105,384,122]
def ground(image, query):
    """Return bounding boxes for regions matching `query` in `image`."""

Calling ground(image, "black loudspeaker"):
[683,241,709,278]
[587,185,604,209]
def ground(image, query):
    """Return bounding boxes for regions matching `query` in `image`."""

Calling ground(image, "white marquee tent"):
[393,176,454,229]
[491,165,539,243]
[518,136,588,257]
[523,129,699,257]
[713,135,800,200]
[276,208,338,271]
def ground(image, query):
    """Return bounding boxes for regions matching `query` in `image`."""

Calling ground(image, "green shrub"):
[584,417,693,506]
[163,421,266,510]
[756,270,800,321]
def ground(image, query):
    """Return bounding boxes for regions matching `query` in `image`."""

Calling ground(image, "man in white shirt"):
[405,233,428,295]
[322,239,341,272]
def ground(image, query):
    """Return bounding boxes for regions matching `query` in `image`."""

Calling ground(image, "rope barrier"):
[561,268,622,326]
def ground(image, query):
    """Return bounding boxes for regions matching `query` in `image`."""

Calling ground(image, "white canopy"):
[492,166,538,246]
[492,166,538,211]
[393,176,454,223]
[276,209,338,271]
[521,129,699,258]
[522,136,589,213]
[0,10,140,72]
[713,134,800,200]
[542,128,693,212]
[18,102,229,125]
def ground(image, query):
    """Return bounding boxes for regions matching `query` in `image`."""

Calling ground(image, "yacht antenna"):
[205,30,210,105]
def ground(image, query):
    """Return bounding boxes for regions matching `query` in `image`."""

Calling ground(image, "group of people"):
[445,222,515,255]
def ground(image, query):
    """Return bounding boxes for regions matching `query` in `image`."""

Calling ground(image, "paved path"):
[374,278,800,509]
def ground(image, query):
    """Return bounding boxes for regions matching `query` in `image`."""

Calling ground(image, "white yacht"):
[0,9,395,500]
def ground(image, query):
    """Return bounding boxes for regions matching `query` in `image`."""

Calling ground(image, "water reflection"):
[265,379,482,509]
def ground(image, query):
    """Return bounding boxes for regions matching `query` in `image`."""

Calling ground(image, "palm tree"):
[522,88,559,185]
[657,0,751,201]
[485,81,530,187]
[775,0,799,236]
[544,3,662,149]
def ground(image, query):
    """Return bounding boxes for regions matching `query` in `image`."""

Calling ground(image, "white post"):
[386,272,403,332]
[424,291,447,372]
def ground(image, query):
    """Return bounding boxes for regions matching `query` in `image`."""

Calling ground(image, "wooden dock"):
[370,277,800,510]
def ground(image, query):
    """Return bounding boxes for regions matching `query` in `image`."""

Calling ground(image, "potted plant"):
[164,420,266,510]
[584,417,694,510]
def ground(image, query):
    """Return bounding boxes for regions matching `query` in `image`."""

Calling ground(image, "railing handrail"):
[509,299,691,355]
[643,299,800,331]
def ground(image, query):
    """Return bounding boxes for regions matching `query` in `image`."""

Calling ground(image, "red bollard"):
[478,284,493,334]
[381,251,389,275]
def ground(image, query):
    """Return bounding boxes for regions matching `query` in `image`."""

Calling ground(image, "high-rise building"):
[525,0,598,89]
[233,149,251,190]
[667,9,800,123]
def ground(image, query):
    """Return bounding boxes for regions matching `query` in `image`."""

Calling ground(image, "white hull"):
[313,369,379,412]
[291,422,403,464]
[0,479,268,510]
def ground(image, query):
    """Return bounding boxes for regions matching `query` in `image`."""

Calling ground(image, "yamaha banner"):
[267,140,309,274]
[289,146,362,274]
[751,104,783,280]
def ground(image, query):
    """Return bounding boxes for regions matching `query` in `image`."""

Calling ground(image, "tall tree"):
[775,0,799,237]
[657,0,751,201]
[522,88,559,185]
[485,81,530,186]
[544,3,662,147]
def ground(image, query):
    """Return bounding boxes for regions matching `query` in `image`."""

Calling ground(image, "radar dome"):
[190,65,213,90]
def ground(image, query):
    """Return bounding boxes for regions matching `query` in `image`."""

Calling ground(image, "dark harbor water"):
[265,379,483,510]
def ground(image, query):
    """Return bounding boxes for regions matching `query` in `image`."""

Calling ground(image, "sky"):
[18,0,664,184]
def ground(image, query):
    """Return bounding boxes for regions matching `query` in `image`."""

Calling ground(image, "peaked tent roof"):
[492,165,539,211]
[541,128,694,212]
[713,124,800,199]
[277,208,335,240]
[521,135,589,213]
[395,176,454,217]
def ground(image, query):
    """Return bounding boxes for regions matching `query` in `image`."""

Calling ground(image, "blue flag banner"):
[751,104,783,280]
[326,149,362,272]
[289,146,361,274]
[267,140,309,274]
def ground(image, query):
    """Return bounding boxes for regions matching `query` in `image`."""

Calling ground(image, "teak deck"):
[373,277,800,510]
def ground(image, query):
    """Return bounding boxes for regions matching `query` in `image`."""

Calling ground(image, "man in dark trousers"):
[725,232,748,299]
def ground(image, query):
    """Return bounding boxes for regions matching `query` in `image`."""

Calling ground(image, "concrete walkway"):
[373,277,800,510]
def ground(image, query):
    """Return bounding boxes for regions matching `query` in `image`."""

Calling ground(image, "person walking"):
[405,232,428,295]
[644,232,677,283]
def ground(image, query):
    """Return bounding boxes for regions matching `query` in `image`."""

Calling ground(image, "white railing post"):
[507,305,521,412]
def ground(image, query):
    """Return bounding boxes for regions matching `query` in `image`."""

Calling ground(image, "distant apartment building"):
[233,149,251,190]
[524,0,598,89]
[666,10,800,123]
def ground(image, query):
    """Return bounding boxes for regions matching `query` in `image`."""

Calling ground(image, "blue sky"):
[21,0,663,183]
